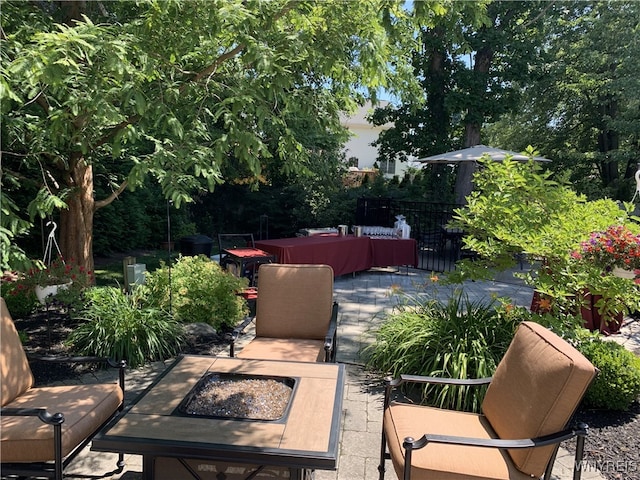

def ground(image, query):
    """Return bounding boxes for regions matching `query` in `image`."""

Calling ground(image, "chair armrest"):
[386,374,492,388]
[383,374,492,408]
[30,355,121,366]
[324,302,339,362]
[407,424,587,451]
[0,407,65,426]
[228,315,255,357]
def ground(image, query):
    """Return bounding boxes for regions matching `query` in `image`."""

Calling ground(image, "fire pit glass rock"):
[176,373,295,421]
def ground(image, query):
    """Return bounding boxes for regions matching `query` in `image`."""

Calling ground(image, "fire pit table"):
[92,355,345,480]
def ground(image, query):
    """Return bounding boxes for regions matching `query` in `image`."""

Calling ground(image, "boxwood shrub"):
[578,336,640,411]
[141,255,249,331]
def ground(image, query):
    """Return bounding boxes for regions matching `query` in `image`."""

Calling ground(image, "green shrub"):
[67,287,184,368]
[1,279,38,317]
[141,255,248,331]
[363,290,519,413]
[577,335,640,411]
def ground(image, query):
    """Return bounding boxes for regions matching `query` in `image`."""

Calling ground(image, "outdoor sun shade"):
[416,145,551,164]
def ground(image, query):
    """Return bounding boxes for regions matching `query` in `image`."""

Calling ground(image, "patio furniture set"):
[2,261,597,480]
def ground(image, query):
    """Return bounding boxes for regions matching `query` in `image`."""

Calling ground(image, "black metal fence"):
[356,197,465,272]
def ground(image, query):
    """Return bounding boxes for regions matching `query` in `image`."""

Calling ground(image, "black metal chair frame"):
[378,374,589,480]
[1,356,126,480]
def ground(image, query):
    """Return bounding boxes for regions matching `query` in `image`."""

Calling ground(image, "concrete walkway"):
[60,267,640,480]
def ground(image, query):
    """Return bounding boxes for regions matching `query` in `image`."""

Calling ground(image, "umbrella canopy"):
[416,145,551,163]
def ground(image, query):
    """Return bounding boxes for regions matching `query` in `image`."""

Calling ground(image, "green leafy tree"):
[485,1,640,200]
[4,0,479,272]
[373,1,551,204]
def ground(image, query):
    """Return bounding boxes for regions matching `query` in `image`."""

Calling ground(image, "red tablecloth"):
[255,235,417,276]
[370,238,418,268]
[255,235,372,277]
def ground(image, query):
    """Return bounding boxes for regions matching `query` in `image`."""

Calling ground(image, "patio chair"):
[379,321,597,480]
[1,298,126,480]
[229,263,338,362]
[217,233,275,286]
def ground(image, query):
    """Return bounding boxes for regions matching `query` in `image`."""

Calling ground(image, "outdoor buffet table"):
[369,237,419,269]
[92,355,345,480]
[255,235,418,276]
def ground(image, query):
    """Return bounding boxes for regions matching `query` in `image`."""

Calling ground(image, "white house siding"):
[340,101,408,179]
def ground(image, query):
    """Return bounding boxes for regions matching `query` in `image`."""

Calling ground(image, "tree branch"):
[522,2,554,30]
[94,179,128,211]
[185,0,297,88]
[94,115,141,148]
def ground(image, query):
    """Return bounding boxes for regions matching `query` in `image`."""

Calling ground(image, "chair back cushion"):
[482,321,596,477]
[255,264,334,339]
[1,297,34,406]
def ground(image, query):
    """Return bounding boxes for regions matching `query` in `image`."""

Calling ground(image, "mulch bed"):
[11,305,640,480]
[13,304,231,386]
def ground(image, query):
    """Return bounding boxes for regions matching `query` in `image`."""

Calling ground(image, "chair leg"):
[53,415,64,480]
[403,439,414,480]
[573,425,588,480]
[543,444,560,479]
[378,429,387,480]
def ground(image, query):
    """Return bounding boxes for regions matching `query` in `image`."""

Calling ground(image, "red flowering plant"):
[8,256,94,309]
[21,257,94,288]
[574,225,640,277]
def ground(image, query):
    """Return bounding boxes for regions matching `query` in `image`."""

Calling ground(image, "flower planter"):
[581,292,622,335]
[612,267,636,279]
[531,290,622,335]
[35,281,72,305]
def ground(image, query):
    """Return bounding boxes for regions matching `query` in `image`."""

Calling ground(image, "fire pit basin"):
[175,373,296,422]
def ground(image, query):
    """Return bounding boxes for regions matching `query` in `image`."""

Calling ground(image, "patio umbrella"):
[416,145,551,164]
[416,145,551,204]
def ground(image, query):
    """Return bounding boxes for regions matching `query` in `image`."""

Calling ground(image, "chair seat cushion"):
[237,337,325,362]
[384,403,533,480]
[1,383,123,462]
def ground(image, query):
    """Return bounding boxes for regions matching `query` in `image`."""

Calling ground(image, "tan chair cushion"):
[1,297,34,406]
[255,264,334,339]
[1,383,123,462]
[237,337,325,362]
[482,321,597,477]
[384,403,533,480]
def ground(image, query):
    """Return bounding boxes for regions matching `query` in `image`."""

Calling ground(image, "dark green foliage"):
[363,290,519,413]
[578,336,640,411]
[67,287,184,368]
[1,280,38,318]
[141,255,248,331]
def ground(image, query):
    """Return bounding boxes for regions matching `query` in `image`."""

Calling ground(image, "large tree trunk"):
[454,125,482,204]
[59,152,95,276]
[456,42,492,205]
[598,99,620,186]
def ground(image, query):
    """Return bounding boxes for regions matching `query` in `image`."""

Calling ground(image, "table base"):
[148,456,313,480]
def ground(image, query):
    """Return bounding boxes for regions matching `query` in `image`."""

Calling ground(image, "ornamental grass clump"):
[67,286,184,368]
[363,290,519,413]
